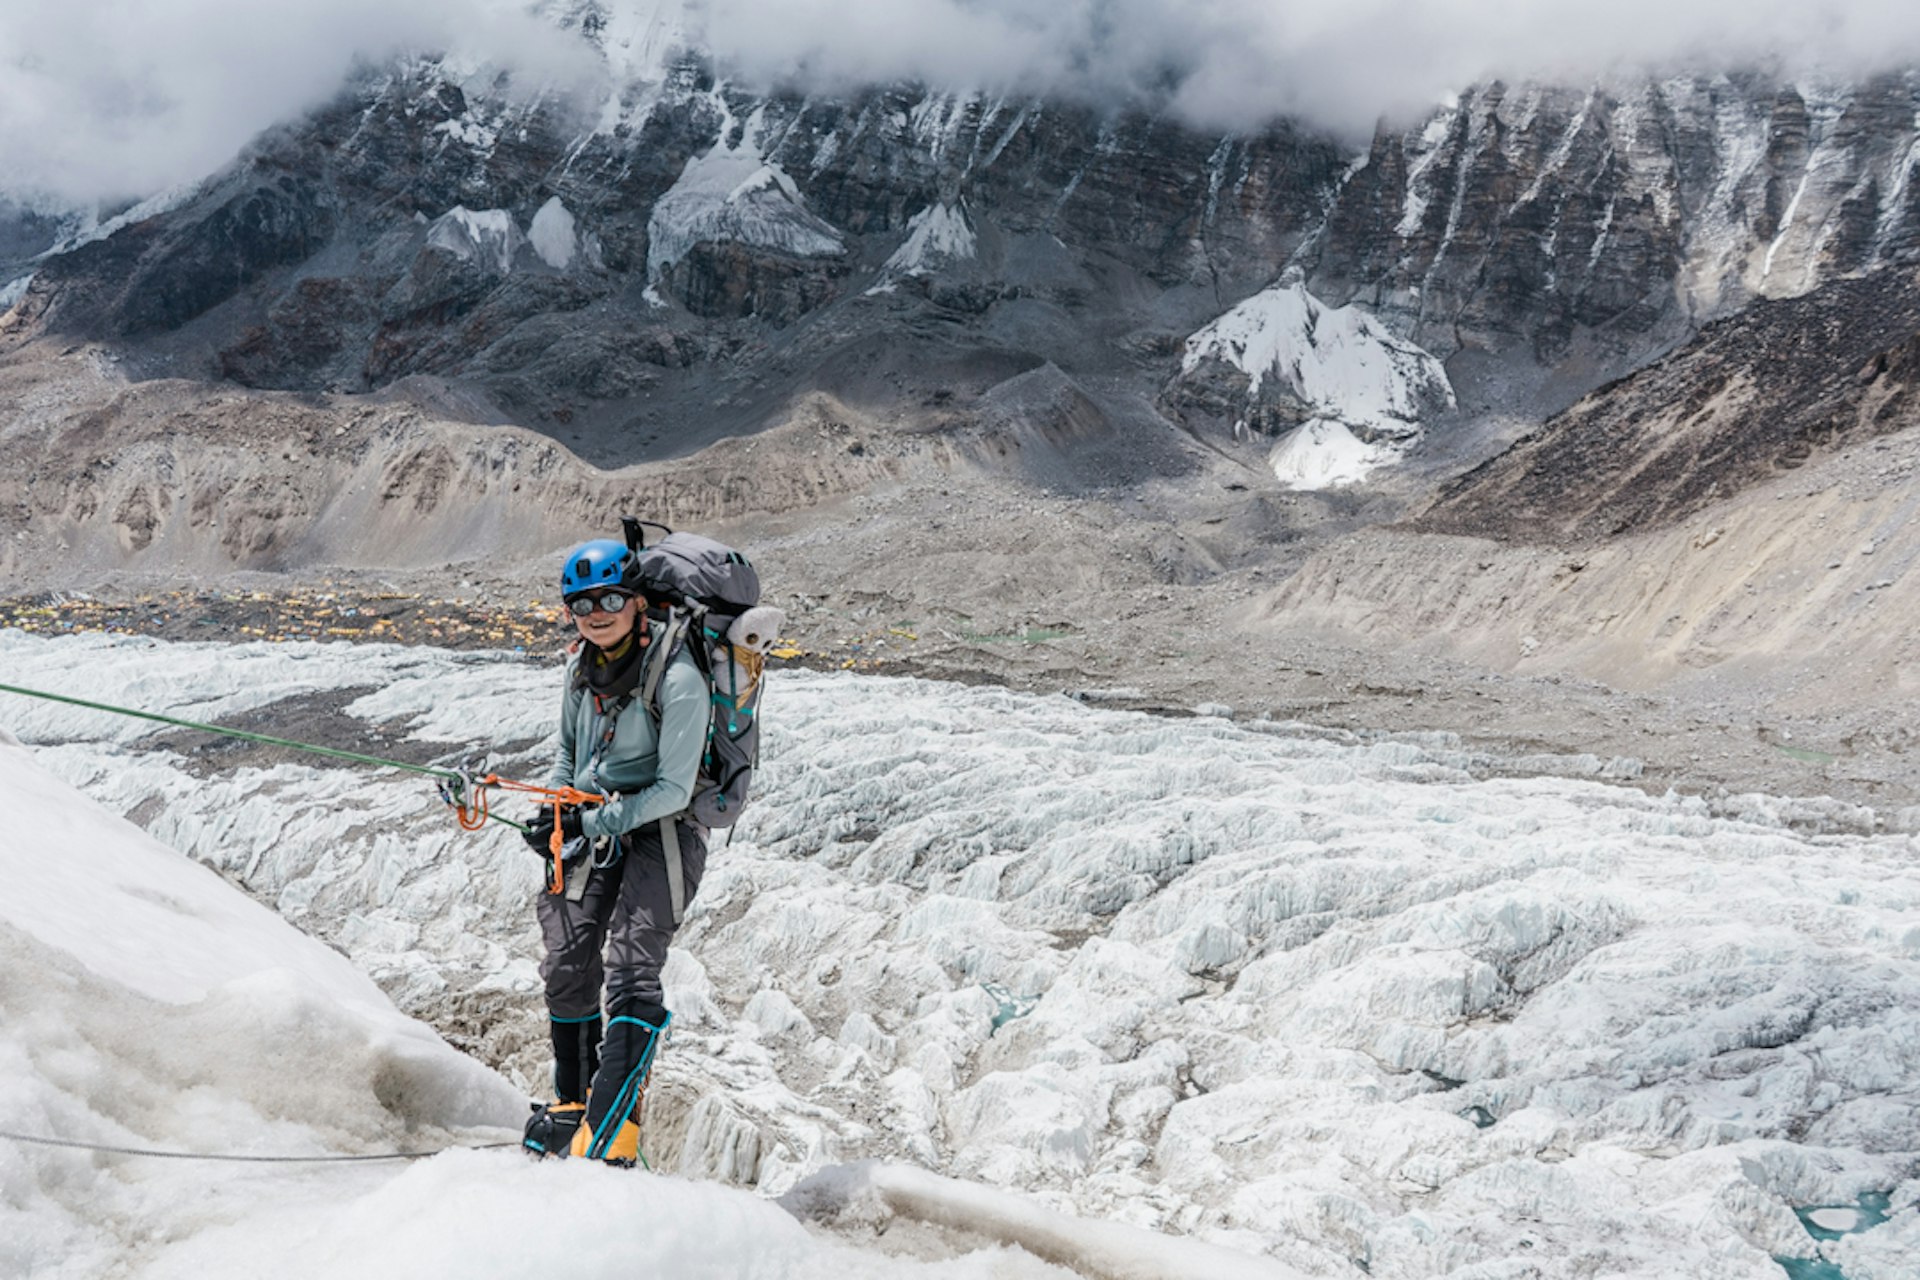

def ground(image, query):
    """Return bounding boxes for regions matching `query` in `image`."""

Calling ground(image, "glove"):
[520,808,554,853]
[521,805,592,854]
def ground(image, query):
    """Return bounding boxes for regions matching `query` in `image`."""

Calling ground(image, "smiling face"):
[570,590,639,648]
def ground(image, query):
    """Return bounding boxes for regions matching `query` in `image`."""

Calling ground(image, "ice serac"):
[883,203,977,276]
[646,141,842,275]
[427,206,525,276]
[645,113,848,320]
[528,196,578,270]
[1172,282,1455,488]
[0,273,31,312]
[866,201,984,298]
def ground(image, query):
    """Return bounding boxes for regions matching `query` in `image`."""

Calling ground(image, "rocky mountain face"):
[3,59,1345,440]
[6,19,1920,493]
[1313,77,1920,357]
[1416,265,1920,542]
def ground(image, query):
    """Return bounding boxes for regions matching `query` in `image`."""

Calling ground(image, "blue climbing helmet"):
[560,538,634,599]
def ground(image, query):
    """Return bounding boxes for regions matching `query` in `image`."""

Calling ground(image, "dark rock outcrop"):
[1415,267,1920,542]
[35,173,338,337]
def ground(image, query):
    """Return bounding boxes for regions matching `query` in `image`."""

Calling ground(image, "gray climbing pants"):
[536,818,709,1020]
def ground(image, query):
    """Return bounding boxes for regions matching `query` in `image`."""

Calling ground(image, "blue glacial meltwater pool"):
[1773,1192,1893,1280]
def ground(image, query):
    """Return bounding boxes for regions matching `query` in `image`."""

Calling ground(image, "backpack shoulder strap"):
[638,609,705,924]
[640,609,696,720]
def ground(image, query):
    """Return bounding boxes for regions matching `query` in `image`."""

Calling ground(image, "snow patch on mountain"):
[1673,82,1772,312]
[1182,282,1455,488]
[1877,139,1920,251]
[1396,108,1458,237]
[907,92,980,166]
[528,196,579,270]
[433,111,501,156]
[1183,284,1451,417]
[39,181,202,259]
[427,206,525,275]
[888,203,977,274]
[588,0,703,85]
[1267,418,1394,489]
[647,115,845,281]
[0,273,32,312]
[571,0,709,136]
[867,202,977,294]
[1511,86,1593,213]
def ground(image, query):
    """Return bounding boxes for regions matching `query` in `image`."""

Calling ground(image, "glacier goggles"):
[565,589,635,617]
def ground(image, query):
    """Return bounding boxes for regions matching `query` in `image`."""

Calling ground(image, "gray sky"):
[5,0,1920,206]
[0,0,585,206]
[711,0,1920,128]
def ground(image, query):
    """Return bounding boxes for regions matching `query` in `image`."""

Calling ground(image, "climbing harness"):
[0,681,602,894]
[0,1128,515,1163]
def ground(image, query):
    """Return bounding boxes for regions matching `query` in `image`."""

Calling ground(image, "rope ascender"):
[435,764,604,894]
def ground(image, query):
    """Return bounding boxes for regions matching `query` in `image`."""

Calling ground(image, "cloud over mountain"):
[6,0,1920,205]
[711,0,1920,131]
[0,0,585,204]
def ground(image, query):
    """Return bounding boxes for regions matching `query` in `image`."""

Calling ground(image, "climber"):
[519,537,711,1166]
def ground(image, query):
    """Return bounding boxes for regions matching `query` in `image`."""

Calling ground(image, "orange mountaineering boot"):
[569,1110,642,1166]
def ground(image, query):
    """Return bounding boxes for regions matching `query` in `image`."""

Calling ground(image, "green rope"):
[0,681,528,832]
[0,681,456,775]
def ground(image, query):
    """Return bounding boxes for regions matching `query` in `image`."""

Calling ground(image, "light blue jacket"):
[546,640,707,839]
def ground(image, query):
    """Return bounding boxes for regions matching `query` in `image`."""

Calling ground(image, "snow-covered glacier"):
[0,630,1915,1278]
[1179,283,1455,489]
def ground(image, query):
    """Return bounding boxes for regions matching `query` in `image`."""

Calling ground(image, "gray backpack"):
[624,520,783,831]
